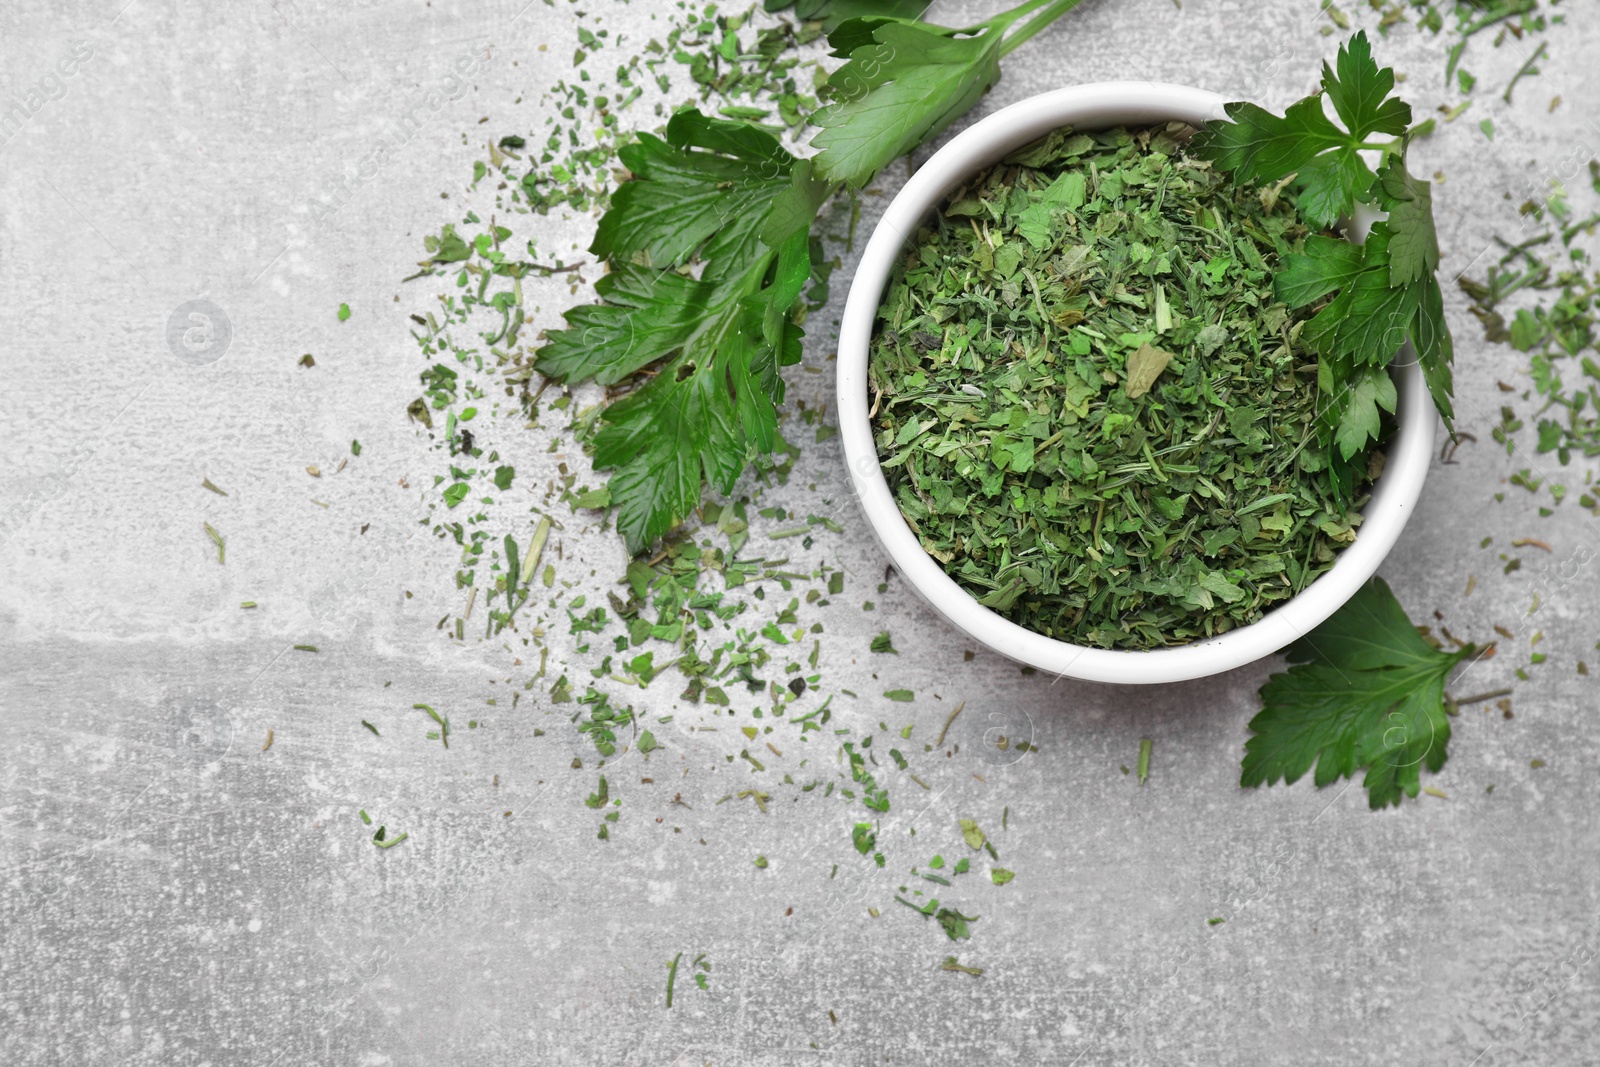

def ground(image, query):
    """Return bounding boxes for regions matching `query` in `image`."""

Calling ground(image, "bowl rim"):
[835,81,1435,685]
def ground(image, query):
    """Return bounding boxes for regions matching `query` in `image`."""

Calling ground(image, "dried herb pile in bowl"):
[868,125,1378,649]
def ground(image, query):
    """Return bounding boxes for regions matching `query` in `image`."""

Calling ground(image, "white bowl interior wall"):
[835,82,1435,685]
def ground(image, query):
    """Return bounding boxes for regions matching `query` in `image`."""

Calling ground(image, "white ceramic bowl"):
[836,82,1434,685]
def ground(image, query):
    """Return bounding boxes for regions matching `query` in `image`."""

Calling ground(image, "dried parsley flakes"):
[868,125,1376,649]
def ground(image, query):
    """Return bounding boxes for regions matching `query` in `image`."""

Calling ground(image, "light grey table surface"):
[3,1,1599,1064]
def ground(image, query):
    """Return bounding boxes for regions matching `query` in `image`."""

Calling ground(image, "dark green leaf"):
[583,239,808,551]
[594,113,797,268]
[1411,272,1456,430]
[538,265,710,386]
[810,19,1004,188]
[1302,225,1419,366]
[1377,158,1440,287]
[536,112,829,551]
[1242,577,1474,809]
[1332,364,1397,460]
[1274,235,1367,308]
[1320,30,1412,140]
[1190,97,1346,188]
[1293,149,1373,229]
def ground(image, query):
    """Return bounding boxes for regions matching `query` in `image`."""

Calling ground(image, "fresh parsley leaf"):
[1292,148,1373,230]
[1301,224,1420,368]
[811,19,1005,188]
[1374,157,1454,425]
[536,266,708,387]
[1274,235,1367,308]
[585,252,806,551]
[537,112,826,552]
[1331,364,1397,461]
[540,111,828,388]
[592,111,818,270]
[810,0,1085,188]
[1377,158,1440,287]
[1275,170,1454,441]
[1373,155,1454,428]
[1412,270,1456,427]
[1320,30,1412,141]
[1190,97,1348,203]
[1213,31,1456,459]
[1193,31,1410,229]
[1242,577,1476,809]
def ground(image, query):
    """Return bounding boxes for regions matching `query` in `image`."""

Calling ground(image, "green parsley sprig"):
[1193,31,1456,495]
[538,0,1089,553]
[1242,577,1478,809]
[537,109,825,551]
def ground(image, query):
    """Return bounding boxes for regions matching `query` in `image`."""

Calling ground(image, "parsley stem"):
[1460,0,1536,39]
[998,0,1089,57]
[413,703,449,748]
[1503,41,1548,105]
[1560,215,1600,245]
[972,0,1056,34]
[941,956,985,976]
[1451,688,1513,706]
[666,953,682,1008]
[934,701,965,747]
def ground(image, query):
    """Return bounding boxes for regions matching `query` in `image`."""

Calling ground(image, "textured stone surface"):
[3,1,1600,1064]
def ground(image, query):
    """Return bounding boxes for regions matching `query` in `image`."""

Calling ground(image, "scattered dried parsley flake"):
[203,522,225,564]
